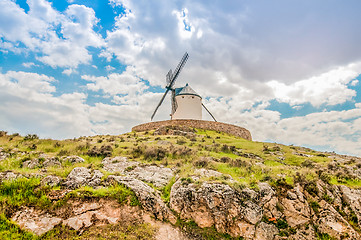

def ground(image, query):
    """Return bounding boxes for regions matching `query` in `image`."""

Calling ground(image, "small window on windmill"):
[182,96,184,98]
[192,96,194,99]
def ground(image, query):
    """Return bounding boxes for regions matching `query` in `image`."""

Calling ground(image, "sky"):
[1,0,361,156]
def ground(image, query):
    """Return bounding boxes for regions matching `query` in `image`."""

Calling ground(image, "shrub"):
[24,134,39,140]
[87,145,113,157]
[193,158,209,168]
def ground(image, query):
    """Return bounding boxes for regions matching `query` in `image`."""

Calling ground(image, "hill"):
[0,127,360,239]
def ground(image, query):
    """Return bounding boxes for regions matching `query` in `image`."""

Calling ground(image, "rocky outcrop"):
[107,175,176,223]
[63,167,103,189]
[12,208,62,236]
[102,156,139,173]
[170,179,263,238]
[127,165,174,188]
[103,156,174,188]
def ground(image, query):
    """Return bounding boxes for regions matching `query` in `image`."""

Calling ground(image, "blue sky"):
[1,0,361,156]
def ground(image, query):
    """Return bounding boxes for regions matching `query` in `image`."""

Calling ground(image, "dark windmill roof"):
[174,83,201,98]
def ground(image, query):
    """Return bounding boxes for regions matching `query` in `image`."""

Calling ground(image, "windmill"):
[150,52,217,122]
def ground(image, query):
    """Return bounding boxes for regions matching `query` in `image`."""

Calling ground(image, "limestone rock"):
[339,185,361,225]
[102,156,138,173]
[170,180,262,238]
[315,200,361,240]
[12,208,62,236]
[22,159,40,169]
[41,175,61,187]
[0,171,23,181]
[62,155,85,164]
[43,157,61,168]
[127,165,174,188]
[254,222,279,240]
[107,175,175,223]
[63,167,103,189]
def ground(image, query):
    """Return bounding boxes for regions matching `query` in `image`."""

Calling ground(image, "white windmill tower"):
[151,52,217,121]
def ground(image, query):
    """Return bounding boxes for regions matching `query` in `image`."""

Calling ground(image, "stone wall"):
[132,120,252,141]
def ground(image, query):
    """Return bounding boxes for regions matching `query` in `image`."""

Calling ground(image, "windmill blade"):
[166,69,172,86]
[202,103,217,122]
[151,88,171,121]
[168,52,189,88]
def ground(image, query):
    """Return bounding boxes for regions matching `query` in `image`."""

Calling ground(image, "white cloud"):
[82,66,147,97]
[22,62,38,68]
[267,63,360,107]
[62,68,77,75]
[105,65,115,71]
[0,0,105,68]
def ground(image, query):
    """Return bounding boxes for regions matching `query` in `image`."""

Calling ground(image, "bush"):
[193,158,209,168]
[87,145,113,157]
[24,134,39,140]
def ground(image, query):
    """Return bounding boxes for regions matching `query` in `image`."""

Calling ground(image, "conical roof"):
[174,83,201,98]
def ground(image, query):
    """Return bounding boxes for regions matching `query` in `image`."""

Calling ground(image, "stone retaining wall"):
[132,120,252,141]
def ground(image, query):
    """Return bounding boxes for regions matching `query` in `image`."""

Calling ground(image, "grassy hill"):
[0,128,360,239]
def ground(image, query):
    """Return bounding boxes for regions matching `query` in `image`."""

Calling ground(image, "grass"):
[55,184,140,208]
[0,178,51,209]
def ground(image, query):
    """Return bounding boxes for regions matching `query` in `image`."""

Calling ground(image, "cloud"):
[62,68,78,75]
[22,62,38,68]
[266,62,360,107]
[82,66,147,97]
[0,0,105,68]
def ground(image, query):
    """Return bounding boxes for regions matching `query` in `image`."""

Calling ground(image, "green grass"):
[0,178,50,209]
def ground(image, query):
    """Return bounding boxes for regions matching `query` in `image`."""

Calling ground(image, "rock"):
[0,171,23,181]
[127,165,174,188]
[192,168,234,182]
[170,180,262,238]
[62,155,85,164]
[0,150,9,160]
[258,182,275,203]
[281,197,310,227]
[63,211,93,231]
[339,185,361,225]
[254,222,279,240]
[315,200,361,239]
[41,175,61,187]
[63,167,103,189]
[43,157,61,168]
[22,159,40,169]
[12,208,62,236]
[102,156,138,173]
[107,175,175,223]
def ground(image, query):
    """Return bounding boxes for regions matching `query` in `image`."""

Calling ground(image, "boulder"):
[43,157,61,168]
[127,165,174,188]
[63,167,103,189]
[41,175,61,187]
[62,155,85,164]
[102,156,138,173]
[0,171,23,181]
[22,159,40,169]
[254,222,279,240]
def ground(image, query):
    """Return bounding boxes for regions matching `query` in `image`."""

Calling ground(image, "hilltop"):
[0,126,361,240]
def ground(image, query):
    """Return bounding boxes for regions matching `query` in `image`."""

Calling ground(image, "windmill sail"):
[151,52,189,121]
